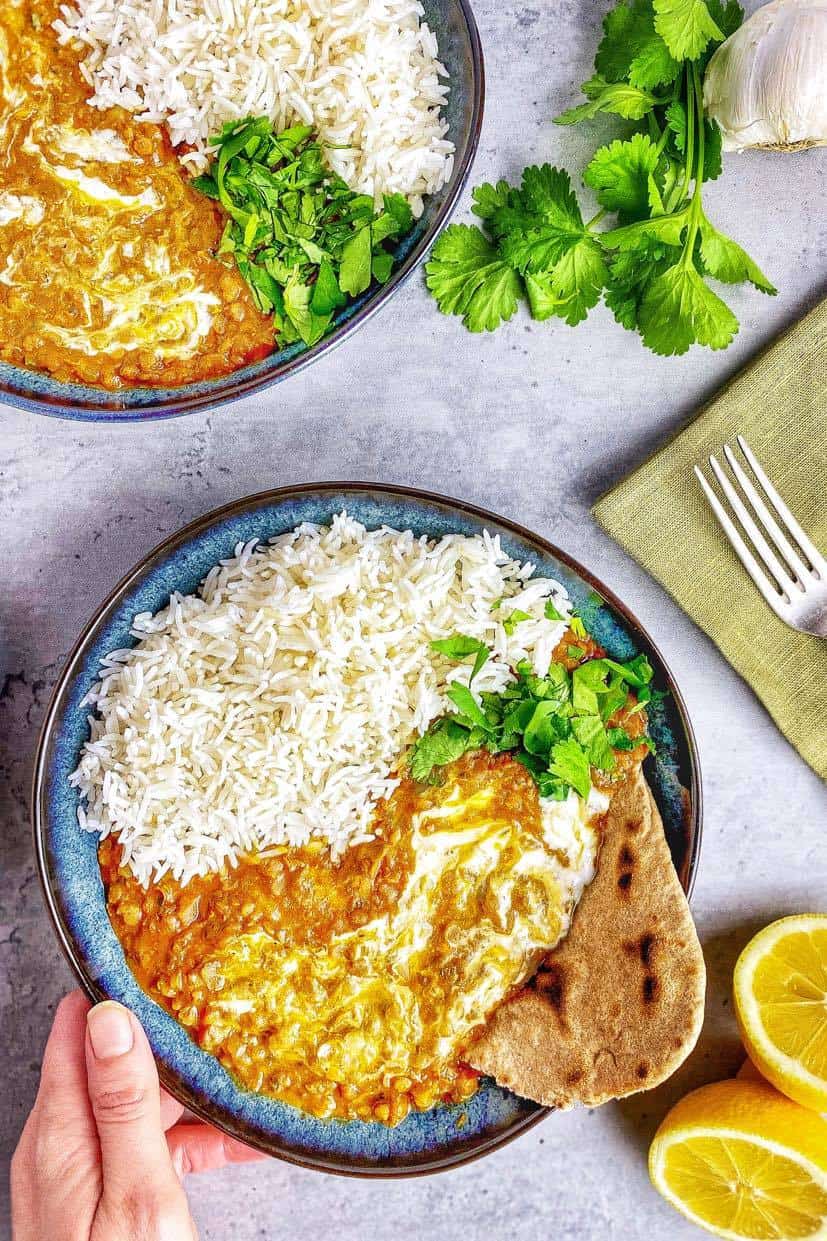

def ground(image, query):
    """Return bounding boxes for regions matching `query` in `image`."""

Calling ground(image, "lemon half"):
[649,1079,827,1239]
[734,914,827,1113]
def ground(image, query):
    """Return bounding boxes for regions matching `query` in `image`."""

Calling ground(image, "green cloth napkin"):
[593,299,827,781]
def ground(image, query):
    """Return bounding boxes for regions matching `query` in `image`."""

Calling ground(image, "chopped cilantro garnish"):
[430,633,490,681]
[409,719,472,783]
[194,118,414,348]
[607,725,656,753]
[409,630,661,798]
[549,737,593,800]
[503,608,532,635]
[445,682,493,733]
[569,615,588,640]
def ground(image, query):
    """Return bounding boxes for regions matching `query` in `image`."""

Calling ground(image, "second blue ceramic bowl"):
[4,0,483,421]
[33,484,701,1175]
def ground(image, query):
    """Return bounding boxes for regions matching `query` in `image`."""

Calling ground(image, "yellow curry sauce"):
[0,0,273,387]
[101,751,583,1125]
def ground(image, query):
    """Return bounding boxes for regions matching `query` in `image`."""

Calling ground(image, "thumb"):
[85,1002,187,1218]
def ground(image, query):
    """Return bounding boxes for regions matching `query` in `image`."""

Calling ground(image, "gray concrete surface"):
[2,0,826,1237]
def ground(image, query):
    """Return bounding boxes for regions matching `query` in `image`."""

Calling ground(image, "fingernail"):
[88,1002,134,1060]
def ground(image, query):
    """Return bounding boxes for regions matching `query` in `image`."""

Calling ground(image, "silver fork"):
[694,435,827,637]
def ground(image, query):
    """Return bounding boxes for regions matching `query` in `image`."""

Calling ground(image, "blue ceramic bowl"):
[4,1,483,422]
[33,485,702,1175]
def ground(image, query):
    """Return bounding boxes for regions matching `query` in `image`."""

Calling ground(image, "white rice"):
[52,0,455,214]
[71,513,574,886]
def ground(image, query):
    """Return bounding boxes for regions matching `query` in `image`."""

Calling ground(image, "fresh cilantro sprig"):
[193,118,414,347]
[410,636,657,800]
[425,0,775,355]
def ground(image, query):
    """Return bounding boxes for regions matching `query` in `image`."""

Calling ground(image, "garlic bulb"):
[704,0,827,151]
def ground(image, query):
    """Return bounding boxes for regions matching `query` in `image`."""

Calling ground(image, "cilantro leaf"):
[603,654,654,686]
[446,683,492,732]
[425,225,522,333]
[596,0,649,81]
[503,609,532,635]
[500,219,585,276]
[379,192,414,238]
[525,271,563,321]
[495,166,586,274]
[600,672,633,720]
[550,738,592,800]
[602,208,690,252]
[310,260,346,316]
[706,0,744,40]
[493,170,605,323]
[595,0,680,89]
[653,0,723,61]
[607,725,655,753]
[604,259,646,331]
[430,633,488,660]
[665,100,688,152]
[526,663,571,708]
[503,698,543,735]
[339,225,373,296]
[283,269,329,346]
[409,719,473,783]
[542,234,608,326]
[430,633,490,682]
[472,180,518,220]
[628,31,681,89]
[544,599,566,622]
[584,134,661,219]
[522,164,580,217]
[470,645,491,681]
[638,261,739,354]
[523,700,566,756]
[572,661,607,714]
[572,714,617,772]
[372,252,394,284]
[556,77,662,125]
[699,220,776,292]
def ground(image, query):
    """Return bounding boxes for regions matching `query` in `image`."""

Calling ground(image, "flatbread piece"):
[469,766,705,1108]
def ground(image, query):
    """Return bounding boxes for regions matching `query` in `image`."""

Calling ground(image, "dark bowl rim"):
[5,0,485,423]
[31,481,703,1177]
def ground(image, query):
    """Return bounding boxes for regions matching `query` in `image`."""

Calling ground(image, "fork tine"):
[737,435,827,575]
[723,443,811,588]
[694,465,789,618]
[708,454,794,595]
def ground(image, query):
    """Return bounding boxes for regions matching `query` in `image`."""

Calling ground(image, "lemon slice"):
[734,914,827,1113]
[649,1080,827,1239]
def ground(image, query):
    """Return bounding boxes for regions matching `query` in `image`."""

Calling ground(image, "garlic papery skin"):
[704,0,827,151]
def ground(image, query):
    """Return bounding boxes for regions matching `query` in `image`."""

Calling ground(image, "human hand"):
[11,990,265,1240]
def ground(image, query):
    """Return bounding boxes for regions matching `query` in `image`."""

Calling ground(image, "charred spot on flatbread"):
[531,962,567,1017]
[617,843,637,895]
[642,974,659,1004]
[469,767,705,1109]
